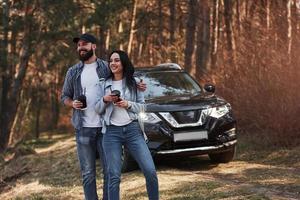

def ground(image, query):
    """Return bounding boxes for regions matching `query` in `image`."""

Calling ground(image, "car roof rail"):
[155,63,182,70]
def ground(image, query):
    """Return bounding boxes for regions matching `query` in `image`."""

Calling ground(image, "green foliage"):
[88,0,130,27]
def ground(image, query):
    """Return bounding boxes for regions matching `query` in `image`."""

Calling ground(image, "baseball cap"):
[73,33,97,44]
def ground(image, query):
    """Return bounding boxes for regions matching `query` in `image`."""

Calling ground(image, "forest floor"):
[0,132,300,200]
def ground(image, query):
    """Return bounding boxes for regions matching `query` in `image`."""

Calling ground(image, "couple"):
[61,33,159,200]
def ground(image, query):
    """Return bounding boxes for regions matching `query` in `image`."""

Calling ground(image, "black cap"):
[73,33,97,44]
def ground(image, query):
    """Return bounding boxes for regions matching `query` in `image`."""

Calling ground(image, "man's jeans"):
[103,121,159,200]
[76,127,108,200]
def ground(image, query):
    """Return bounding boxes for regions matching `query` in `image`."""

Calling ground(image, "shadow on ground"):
[155,155,218,172]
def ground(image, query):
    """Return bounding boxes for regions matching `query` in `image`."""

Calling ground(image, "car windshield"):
[136,71,202,100]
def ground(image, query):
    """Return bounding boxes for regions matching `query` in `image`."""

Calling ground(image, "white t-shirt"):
[81,62,101,127]
[110,79,132,126]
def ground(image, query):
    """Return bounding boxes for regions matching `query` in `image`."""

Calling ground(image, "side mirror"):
[204,84,215,93]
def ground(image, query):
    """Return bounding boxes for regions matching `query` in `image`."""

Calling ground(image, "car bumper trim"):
[156,139,237,155]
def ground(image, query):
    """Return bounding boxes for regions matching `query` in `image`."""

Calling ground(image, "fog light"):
[224,128,236,137]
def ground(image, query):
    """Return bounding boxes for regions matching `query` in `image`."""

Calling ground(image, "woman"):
[95,50,159,200]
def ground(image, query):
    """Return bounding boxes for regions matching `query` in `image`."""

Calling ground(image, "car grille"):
[158,110,206,128]
[171,110,201,124]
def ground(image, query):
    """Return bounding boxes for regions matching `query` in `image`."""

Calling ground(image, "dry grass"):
[0,132,300,200]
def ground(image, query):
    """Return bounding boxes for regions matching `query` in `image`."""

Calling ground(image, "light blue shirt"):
[95,77,145,133]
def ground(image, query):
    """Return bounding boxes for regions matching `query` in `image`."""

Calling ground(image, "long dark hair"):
[108,50,137,93]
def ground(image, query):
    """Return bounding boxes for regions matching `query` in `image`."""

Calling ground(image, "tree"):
[184,0,197,73]
[211,0,219,69]
[169,0,176,62]
[195,0,210,77]
[1,0,81,147]
[127,0,138,57]
[0,0,36,152]
[224,0,237,69]
[88,0,130,58]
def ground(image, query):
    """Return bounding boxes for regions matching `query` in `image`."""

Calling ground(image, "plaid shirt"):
[61,58,111,130]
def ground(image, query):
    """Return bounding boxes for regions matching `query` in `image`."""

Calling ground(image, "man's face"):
[77,40,94,61]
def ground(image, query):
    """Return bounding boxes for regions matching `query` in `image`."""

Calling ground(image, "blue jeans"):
[76,127,108,200]
[103,121,159,200]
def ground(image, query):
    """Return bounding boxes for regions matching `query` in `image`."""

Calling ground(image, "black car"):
[122,63,237,172]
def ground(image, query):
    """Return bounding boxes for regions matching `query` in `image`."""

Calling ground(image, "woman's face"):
[109,53,123,75]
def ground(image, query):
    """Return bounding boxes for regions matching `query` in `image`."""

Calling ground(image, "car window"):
[138,71,202,99]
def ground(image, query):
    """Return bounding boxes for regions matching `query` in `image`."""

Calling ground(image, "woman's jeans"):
[103,121,159,200]
[76,127,108,200]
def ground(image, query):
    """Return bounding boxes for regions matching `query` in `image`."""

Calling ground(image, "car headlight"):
[202,104,230,119]
[139,112,162,123]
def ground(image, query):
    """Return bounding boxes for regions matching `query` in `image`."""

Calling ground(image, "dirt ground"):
[0,134,299,200]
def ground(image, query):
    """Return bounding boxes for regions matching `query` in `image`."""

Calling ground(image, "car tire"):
[121,147,138,173]
[208,145,236,163]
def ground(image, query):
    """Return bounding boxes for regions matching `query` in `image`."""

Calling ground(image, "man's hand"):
[64,98,83,109]
[137,81,147,91]
[72,100,83,109]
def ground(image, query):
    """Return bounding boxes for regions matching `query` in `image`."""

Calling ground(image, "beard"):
[78,48,94,61]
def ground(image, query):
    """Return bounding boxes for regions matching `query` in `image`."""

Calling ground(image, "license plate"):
[173,131,208,142]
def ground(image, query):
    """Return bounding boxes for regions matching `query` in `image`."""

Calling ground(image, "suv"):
[122,63,237,172]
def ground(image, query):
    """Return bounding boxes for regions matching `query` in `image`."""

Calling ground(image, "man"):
[61,33,110,200]
[61,33,146,200]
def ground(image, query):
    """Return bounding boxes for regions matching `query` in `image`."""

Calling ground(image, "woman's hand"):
[114,99,129,108]
[103,93,119,103]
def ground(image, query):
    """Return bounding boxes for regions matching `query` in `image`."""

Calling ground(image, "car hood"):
[145,93,228,112]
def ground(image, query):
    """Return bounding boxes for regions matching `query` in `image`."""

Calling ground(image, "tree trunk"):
[0,0,11,152]
[169,0,176,62]
[34,89,41,139]
[272,1,288,52]
[224,0,237,69]
[50,87,59,130]
[49,68,60,130]
[118,21,124,50]
[291,0,299,70]
[266,0,270,32]
[244,0,257,34]
[211,0,219,69]
[149,37,154,65]
[184,0,197,73]
[236,0,241,35]
[286,0,292,64]
[105,29,110,51]
[218,0,223,42]
[196,0,210,77]
[158,0,163,46]
[127,0,137,57]
[98,27,106,59]
[0,0,9,108]
[9,95,31,146]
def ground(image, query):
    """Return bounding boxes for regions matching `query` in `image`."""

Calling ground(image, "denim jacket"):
[61,58,110,130]
[95,77,145,133]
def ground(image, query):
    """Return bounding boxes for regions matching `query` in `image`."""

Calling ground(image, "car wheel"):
[121,147,138,173]
[208,145,236,163]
